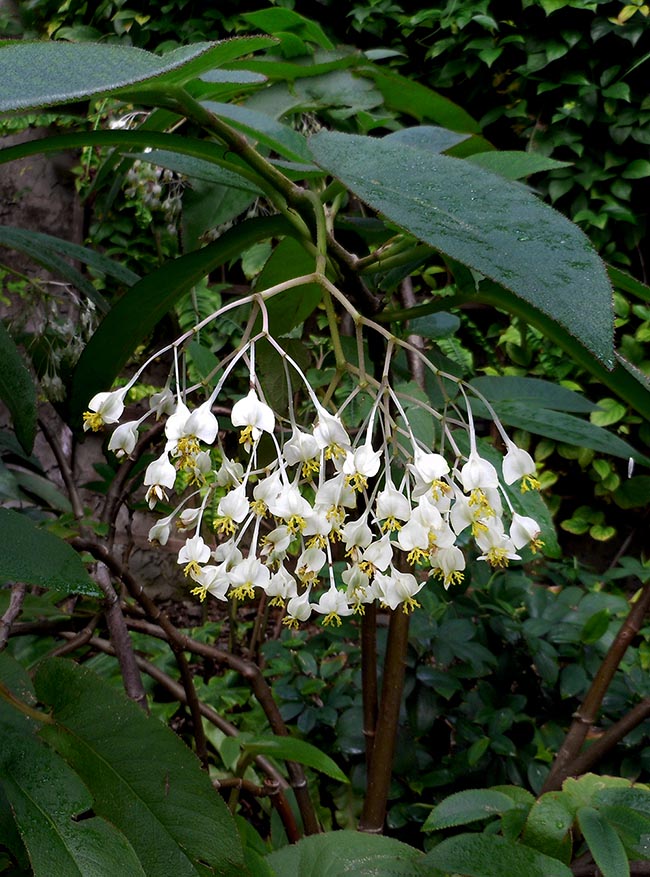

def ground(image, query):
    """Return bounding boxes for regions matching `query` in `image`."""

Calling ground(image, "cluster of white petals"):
[85,291,544,627]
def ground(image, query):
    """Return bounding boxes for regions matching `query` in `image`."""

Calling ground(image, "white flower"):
[460,450,499,492]
[285,587,312,625]
[165,399,218,454]
[283,428,320,468]
[150,388,175,419]
[342,442,382,488]
[430,545,466,589]
[228,556,270,600]
[215,456,244,488]
[143,452,176,508]
[375,480,411,529]
[83,389,126,432]
[264,565,298,606]
[108,421,139,458]
[361,534,393,572]
[502,442,540,491]
[296,547,325,585]
[177,534,211,577]
[231,389,274,449]
[177,507,201,531]
[148,514,173,546]
[260,526,292,564]
[313,586,353,625]
[409,450,450,499]
[476,520,520,568]
[313,406,350,457]
[374,568,425,612]
[509,513,542,551]
[341,515,373,553]
[189,564,230,602]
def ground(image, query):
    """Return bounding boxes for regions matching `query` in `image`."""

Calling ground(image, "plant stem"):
[361,604,378,775]
[358,607,410,833]
[0,679,54,725]
[0,582,26,651]
[542,579,650,791]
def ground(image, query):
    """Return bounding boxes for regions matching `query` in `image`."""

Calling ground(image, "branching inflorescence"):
[84,275,543,626]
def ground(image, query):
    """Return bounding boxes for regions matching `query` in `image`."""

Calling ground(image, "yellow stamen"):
[407,548,428,565]
[306,534,327,550]
[322,612,342,627]
[345,473,368,492]
[326,505,345,525]
[283,616,300,629]
[521,474,541,492]
[432,569,464,588]
[469,488,494,517]
[238,425,254,451]
[301,458,320,478]
[430,480,450,501]
[324,443,346,461]
[229,584,256,601]
[487,547,510,568]
[83,411,105,431]
[471,520,489,538]
[286,515,306,535]
[402,597,420,614]
[381,516,402,532]
[353,602,365,615]
[190,584,208,602]
[250,500,268,517]
[213,516,236,536]
[269,596,285,607]
[183,560,203,578]
[530,538,544,554]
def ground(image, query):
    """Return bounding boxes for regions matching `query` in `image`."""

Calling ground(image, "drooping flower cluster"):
[84,286,543,626]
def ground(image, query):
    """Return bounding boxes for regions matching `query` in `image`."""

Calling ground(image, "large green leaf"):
[522,793,574,863]
[203,101,313,163]
[466,151,572,180]
[309,131,614,367]
[422,789,516,831]
[69,214,293,424]
[0,38,276,113]
[0,319,36,453]
[254,237,322,335]
[35,659,245,877]
[132,149,264,193]
[422,833,573,877]
[241,735,348,783]
[577,807,629,877]
[265,831,430,877]
[0,509,99,596]
[469,376,597,413]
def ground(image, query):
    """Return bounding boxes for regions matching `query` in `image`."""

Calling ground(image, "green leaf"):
[131,149,263,194]
[0,38,276,112]
[409,312,461,338]
[310,132,614,367]
[423,789,515,831]
[466,151,572,180]
[69,214,293,425]
[522,793,574,863]
[422,833,573,877]
[591,397,627,427]
[593,787,650,819]
[0,509,99,596]
[0,320,36,453]
[622,159,650,179]
[469,376,597,413]
[577,806,629,877]
[242,735,348,783]
[35,659,245,877]
[0,722,146,877]
[581,609,611,643]
[362,67,481,133]
[609,265,650,304]
[265,831,429,876]
[383,126,470,154]
[614,476,650,509]
[242,9,334,51]
[254,237,322,335]
[203,101,312,163]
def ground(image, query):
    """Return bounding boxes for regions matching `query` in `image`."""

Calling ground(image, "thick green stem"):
[542,579,650,792]
[358,607,410,833]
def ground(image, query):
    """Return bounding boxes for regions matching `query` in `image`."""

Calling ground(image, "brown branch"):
[543,579,650,792]
[400,277,426,391]
[358,607,411,833]
[0,583,27,651]
[568,697,650,778]
[47,612,102,658]
[361,604,378,775]
[71,537,321,836]
[38,414,84,520]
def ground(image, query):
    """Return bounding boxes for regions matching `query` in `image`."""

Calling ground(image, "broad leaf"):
[577,806,629,877]
[310,131,614,367]
[469,376,597,413]
[265,831,429,876]
[0,509,99,596]
[70,214,293,424]
[241,735,348,783]
[0,38,276,113]
[131,149,263,194]
[422,833,573,877]
[522,793,574,863]
[423,788,516,831]
[383,125,470,154]
[35,659,245,877]
[0,320,36,453]
[203,101,312,163]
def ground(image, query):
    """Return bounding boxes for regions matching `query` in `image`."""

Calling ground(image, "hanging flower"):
[108,420,139,458]
[83,389,126,432]
[231,389,274,451]
[502,442,541,492]
[143,452,177,509]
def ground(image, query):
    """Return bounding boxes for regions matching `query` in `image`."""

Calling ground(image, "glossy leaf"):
[577,807,629,877]
[70,214,293,424]
[423,789,515,831]
[0,320,36,453]
[310,131,614,367]
[0,38,276,112]
[469,375,597,413]
[522,793,574,863]
[422,833,573,877]
[242,735,348,783]
[35,659,244,877]
[265,831,430,876]
[383,125,470,154]
[0,509,99,596]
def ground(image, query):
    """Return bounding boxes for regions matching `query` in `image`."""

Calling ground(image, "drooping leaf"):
[310,131,614,366]
[577,807,629,877]
[70,214,293,424]
[35,659,245,877]
[422,833,573,877]
[0,509,99,596]
[130,149,263,193]
[265,831,429,876]
[0,38,277,112]
[423,789,516,831]
[241,735,348,783]
[0,320,36,453]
